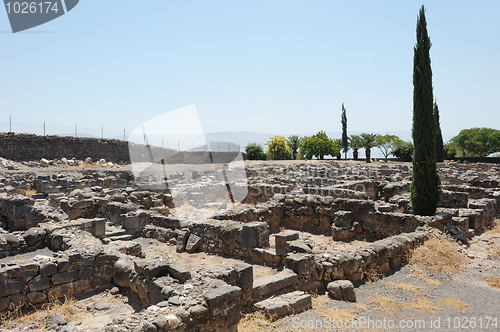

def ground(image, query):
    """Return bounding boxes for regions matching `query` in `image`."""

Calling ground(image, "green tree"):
[376,134,405,162]
[333,139,342,159]
[348,134,363,160]
[411,5,441,216]
[286,135,301,160]
[434,100,444,162]
[341,103,348,159]
[360,133,378,163]
[392,141,414,162]
[451,127,500,158]
[299,131,338,160]
[267,136,291,160]
[245,143,266,160]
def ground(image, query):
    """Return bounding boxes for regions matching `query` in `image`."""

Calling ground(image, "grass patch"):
[367,294,404,313]
[486,277,500,289]
[405,298,442,313]
[312,295,359,322]
[25,187,37,197]
[408,234,465,278]
[0,297,81,330]
[439,298,468,312]
[239,311,275,332]
[384,282,431,297]
[74,164,100,169]
[410,267,442,286]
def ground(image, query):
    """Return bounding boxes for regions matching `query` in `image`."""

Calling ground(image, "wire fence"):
[0,119,242,152]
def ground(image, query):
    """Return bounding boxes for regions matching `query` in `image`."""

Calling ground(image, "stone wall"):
[0,246,119,311]
[0,133,246,164]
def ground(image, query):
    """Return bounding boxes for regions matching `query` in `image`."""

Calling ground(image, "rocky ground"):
[241,224,500,332]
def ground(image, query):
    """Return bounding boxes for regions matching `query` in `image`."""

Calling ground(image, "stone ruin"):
[0,160,499,331]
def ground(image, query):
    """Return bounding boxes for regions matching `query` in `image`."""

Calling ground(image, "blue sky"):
[1,1,499,142]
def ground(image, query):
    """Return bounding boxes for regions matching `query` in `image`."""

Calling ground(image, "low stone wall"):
[0,246,119,311]
[284,230,429,289]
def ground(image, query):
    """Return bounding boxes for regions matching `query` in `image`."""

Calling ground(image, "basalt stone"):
[28,276,50,292]
[40,261,58,276]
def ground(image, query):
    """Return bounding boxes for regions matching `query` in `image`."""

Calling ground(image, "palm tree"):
[348,135,364,160]
[286,135,301,160]
[360,133,378,163]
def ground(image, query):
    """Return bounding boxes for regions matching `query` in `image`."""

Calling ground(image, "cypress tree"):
[434,100,444,162]
[341,103,348,159]
[410,5,442,216]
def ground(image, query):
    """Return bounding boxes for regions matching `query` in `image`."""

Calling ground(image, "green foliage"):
[286,135,301,160]
[348,134,363,160]
[359,133,378,163]
[392,141,414,162]
[333,139,342,159]
[341,103,348,158]
[434,101,444,162]
[411,5,441,216]
[267,136,291,160]
[376,134,405,162]
[450,127,500,158]
[299,131,338,160]
[245,143,266,160]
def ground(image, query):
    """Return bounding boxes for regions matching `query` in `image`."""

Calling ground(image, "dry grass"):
[405,298,442,313]
[485,277,500,289]
[367,294,404,313]
[74,164,100,169]
[384,282,431,297]
[311,295,359,322]
[25,187,37,197]
[239,311,276,332]
[0,297,82,331]
[410,267,442,286]
[408,234,465,278]
[439,298,468,312]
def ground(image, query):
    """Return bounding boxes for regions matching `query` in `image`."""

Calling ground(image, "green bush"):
[392,142,414,162]
[245,143,267,160]
[267,136,291,160]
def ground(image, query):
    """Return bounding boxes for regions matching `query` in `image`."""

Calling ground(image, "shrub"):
[299,131,338,160]
[245,143,266,160]
[392,142,414,162]
[450,127,500,158]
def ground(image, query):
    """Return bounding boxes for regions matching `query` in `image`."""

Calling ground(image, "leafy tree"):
[341,103,348,159]
[450,127,500,158]
[359,133,378,163]
[348,134,363,160]
[299,131,338,160]
[434,100,444,162]
[333,139,342,159]
[376,134,405,162]
[286,135,301,160]
[267,136,291,160]
[392,141,414,162]
[245,143,266,160]
[411,5,441,216]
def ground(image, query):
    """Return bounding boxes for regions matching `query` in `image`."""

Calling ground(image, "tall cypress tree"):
[411,5,441,216]
[434,100,444,162]
[341,103,348,159]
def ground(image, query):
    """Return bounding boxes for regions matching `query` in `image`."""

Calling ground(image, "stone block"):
[122,216,139,230]
[73,279,91,294]
[185,234,203,253]
[28,276,50,292]
[252,269,297,300]
[241,223,261,248]
[253,291,311,319]
[40,261,58,276]
[47,283,74,300]
[168,264,191,283]
[0,280,25,297]
[91,218,106,236]
[203,286,241,308]
[52,270,80,285]
[149,281,164,305]
[327,280,356,302]
[176,229,190,253]
[114,259,135,288]
[27,291,47,304]
[232,263,253,291]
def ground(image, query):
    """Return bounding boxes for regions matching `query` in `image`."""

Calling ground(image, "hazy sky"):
[1,1,499,139]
